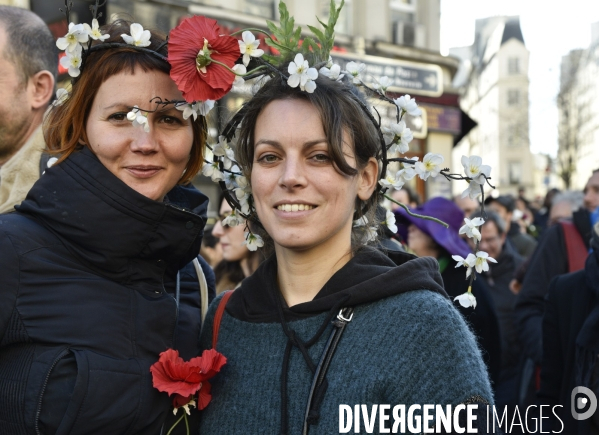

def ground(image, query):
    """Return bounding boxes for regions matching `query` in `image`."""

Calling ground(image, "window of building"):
[508,161,522,185]
[242,0,275,19]
[507,89,520,106]
[508,57,520,75]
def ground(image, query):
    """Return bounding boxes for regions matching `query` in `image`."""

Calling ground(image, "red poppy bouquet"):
[150,348,226,434]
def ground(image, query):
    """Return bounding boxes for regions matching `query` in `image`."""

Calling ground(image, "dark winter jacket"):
[515,208,592,364]
[539,245,599,434]
[199,248,494,434]
[0,147,215,434]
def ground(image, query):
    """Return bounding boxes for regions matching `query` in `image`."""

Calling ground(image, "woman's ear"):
[357,157,378,201]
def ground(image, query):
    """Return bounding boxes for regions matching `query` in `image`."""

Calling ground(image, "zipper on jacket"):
[35,348,71,435]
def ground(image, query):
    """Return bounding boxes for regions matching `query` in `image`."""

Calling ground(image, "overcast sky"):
[440,0,599,157]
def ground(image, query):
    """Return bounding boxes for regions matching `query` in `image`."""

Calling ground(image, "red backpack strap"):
[559,221,588,272]
[212,290,234,350]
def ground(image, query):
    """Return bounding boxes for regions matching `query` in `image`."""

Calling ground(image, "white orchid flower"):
[454,291,477,309]
[452,253,477,278]
[173,398,197,416]
[473,251,497,273]
[126,106,150,133]
[382,121,413,154]
[197,100,215,116]
[344,61,366,84]
[121,23,151,47]
[459,217,485,242]
[238,31,264,66]
[361,226,378,244]
[319,64,344,81]
[461,155,491,185]
[83,18,109,41]
[393,94,422,117]
[232,64,247,89]
[212,136,234,170]
[379,170,406,190]
[373,76,393,94]
[235,188,252,214]
[202,162,224,182]
[383,209,398,233]
[56,23,88,53]
[415,153,444,181]
[222,209,245,227]
[59,44,83,77]
[461,180,483,200]
[53,88,69,106]
[244,232,264,251]
[235,175,249,191]
[287,53,318,93]
[177,103,199,121]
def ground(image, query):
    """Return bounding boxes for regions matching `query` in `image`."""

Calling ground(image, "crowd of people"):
[0,3,598,434]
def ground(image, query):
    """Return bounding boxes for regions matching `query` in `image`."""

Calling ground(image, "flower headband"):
[56,0,495,308]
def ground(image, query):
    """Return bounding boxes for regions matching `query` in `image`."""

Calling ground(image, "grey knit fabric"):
[199,289,493,434]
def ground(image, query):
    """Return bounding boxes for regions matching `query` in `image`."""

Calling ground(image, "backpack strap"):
[559,220,588,272]
[212,290,234,350]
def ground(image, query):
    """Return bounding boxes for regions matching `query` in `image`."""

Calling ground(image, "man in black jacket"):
[539,222,599,434]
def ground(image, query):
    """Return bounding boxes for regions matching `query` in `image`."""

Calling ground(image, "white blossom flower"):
[414,153,444,181]
[360,226,378,244]
[344,61,366,84]
[373,76,393,94]
[461,180,483,200]
[378,170,406,190]
[473,250,497,273]
[235,175,249,191]
[287,53,318,93]
[196,100,215,116]
[56,23,88,53]
[319,64,344,81]
[232,64,247,89]
[325,56,333,68]
[173,398,196,415]
[459,217,485,242]
[452,253,477,278]
[454,291,477,309]
[59,44,83,77]
[212,136,234,170]
[238,31,264,66]
[222,209,245,227]
[126,106,150,132]
[353,216,369,227]
[234,188,252,214]
[393,94,422,117]
[121,23,151,47]
[53,88,69,106]
[244,232,264,251]
[382,121,413,154]
[382,209,397,233]
[461,155,491,184]
[202,162,224,182]
[176,100,215,121]
[83,18,109,41]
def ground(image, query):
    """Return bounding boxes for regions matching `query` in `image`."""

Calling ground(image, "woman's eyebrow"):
[254,139,328,149]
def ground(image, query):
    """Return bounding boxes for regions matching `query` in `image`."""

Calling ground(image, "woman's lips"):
[125,166,162,178]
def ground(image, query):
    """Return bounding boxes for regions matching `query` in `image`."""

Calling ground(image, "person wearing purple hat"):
[395,196,502,392]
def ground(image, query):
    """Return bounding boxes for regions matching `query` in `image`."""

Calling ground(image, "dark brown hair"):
[44,20,205,185]
[234,73,382,246]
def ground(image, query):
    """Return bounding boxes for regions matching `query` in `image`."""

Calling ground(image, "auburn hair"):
[44,20,206,185]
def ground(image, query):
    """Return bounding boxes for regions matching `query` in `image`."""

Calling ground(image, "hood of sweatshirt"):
[227,247,448,322]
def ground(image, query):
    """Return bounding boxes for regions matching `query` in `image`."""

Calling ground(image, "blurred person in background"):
[200,226,223,268]
[454,195,480,223]
[212,195,262,293]
[533,187,560,236]
[539,223,599,434]
[471,210,524,413]
[396,197,502,391]
[0,6,57,213]
[548,190,584,227]
[515,169,598,406]
[389,185,420,209]
[485,195,537,259]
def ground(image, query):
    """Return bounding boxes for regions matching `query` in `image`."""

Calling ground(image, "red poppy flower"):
[150,348,227,401]
[168,16,240,102]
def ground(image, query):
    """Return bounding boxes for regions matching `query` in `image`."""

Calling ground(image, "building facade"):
[557,23,599,191]
[450,16,534,197]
